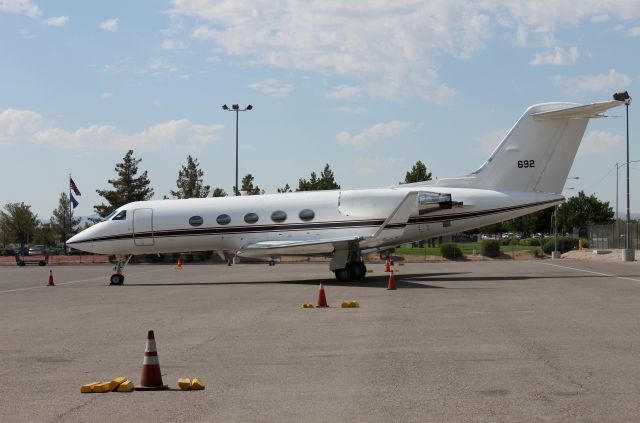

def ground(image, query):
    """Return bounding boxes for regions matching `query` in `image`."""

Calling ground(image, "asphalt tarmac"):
[2,259,640,422]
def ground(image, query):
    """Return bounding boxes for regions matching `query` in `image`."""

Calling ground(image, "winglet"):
[371,191,419,240]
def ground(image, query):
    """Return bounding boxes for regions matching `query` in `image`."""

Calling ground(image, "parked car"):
[28,245,51,256]
[11,246,29,256]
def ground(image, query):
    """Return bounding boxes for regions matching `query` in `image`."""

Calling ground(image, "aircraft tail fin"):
[437,100,624,194]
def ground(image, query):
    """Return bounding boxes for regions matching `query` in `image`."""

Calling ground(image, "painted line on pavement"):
[539,261,640,283]
[0,268,167,294]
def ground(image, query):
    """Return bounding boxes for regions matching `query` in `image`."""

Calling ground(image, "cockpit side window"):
[111,210,127,221]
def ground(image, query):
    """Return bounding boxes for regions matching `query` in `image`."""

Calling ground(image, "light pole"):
[222,104,253,195]
[613,91,633,260]
[615,160,640,248]
[553,182,578,259]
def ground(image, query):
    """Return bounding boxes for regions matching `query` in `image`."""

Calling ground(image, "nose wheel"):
[110,273,124,285]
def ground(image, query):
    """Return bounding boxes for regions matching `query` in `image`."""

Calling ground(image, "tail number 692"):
[517,160,535,168]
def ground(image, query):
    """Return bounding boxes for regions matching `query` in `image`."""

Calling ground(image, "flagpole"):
[67,173,71,255]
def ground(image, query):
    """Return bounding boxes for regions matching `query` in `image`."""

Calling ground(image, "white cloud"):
[337,121,412,148]
[176,1,492,102]
[0,0,41,19]
[591,14,610,23]
[161,39,188,50]
[553,69,631,96]
[628,27,640,37]
[0,108,223,150]
[0,108,45,144]
[325,85,362,101]
[530,46,578,66]
[101,92,112,99]
[18,28,36,39]
[147,58,177,73]
[171,0,640,103]
[578,131,623,155]
[100,17,119,32]
[333,106,367,114]
[248,78,294,98]
[44,15,69,26]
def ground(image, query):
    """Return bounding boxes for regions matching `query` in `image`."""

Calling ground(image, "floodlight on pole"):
[221,104,254,195]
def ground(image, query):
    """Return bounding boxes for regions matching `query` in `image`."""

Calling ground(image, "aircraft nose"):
[67,229,94,251]
[66,233,83,245]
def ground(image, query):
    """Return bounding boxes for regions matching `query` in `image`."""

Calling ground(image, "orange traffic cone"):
[176,258,182,270]
[316,283,329,308]
[387,270,396,290]
[47,270,55,286]
[384,258,391,273]
[136,330,168,391]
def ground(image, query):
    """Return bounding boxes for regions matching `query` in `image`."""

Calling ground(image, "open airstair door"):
[133,208,154,246]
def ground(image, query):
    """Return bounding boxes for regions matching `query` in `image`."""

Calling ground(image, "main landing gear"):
[110,255,132,285]
[334,261,367,282]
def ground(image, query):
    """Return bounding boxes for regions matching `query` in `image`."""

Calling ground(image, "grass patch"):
[396,242,540,256]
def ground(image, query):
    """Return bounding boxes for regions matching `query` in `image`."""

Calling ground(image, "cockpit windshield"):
[104,209,118,220]
[104,209,126,221]
[112,210,126,221]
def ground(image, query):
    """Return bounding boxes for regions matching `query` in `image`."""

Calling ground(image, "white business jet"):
[68,99,624,285]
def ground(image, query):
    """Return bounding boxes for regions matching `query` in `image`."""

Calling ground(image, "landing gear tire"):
[110,273,124,285]
[352,262,366,280]
[334,267,352,281]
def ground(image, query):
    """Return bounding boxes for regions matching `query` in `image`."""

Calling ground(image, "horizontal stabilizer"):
[532,100,622,120]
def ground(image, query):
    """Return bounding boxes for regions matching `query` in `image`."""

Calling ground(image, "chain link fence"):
[588,222,640,249]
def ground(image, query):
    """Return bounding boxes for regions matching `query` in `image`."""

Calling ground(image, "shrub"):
[480,239,501,258]
[522,238,541,246]
[542,237,577,255]
[578,238,590,249]
[440,243,463,259]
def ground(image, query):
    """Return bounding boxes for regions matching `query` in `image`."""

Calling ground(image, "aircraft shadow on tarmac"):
[123,272,504,289]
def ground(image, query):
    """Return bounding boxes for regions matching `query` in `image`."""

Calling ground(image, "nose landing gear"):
[110,255,132,285]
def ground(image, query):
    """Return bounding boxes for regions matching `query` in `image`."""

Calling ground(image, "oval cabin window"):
[244,213,259,224]
[216,214,231,225]
[299,209,315,221]
[271,210,287,223]
[189,216,204,227]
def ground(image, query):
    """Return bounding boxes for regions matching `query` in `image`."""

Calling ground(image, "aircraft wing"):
[237,191,423,258]
[237,236,365,257]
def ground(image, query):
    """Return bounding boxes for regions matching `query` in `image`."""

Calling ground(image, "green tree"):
[297,164,340,191]
[50,192,81,252]
[212,187,227,197]
[277,183,292,193]
[170,155,210,199]
[94,150,154,217]
[0,202,38,248]
[504,207,554,235]
[556,191,614,233]
[404,160,432,184]
[240,174,262,195]
[33,222,55,246]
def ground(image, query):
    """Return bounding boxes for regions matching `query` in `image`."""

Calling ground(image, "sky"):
[1,0,640,221]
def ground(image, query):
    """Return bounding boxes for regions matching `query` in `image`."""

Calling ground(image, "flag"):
[71,193,79,209]
[70,178,81,196]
